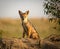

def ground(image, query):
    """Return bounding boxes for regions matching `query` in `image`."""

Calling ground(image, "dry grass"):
[0,18,60,39]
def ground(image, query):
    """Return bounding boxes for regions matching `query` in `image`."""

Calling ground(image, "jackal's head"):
[18,10,29,22]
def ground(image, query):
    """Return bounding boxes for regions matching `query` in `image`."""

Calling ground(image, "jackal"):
[18,10,40,39]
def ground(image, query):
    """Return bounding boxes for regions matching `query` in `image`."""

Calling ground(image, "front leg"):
[27,29,31,38]
[23,31,25,38]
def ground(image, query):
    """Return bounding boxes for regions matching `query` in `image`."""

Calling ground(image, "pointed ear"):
[18,10,22,14]
[26,10,29,15]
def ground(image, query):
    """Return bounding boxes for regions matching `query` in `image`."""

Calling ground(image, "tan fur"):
[18,10,40,39]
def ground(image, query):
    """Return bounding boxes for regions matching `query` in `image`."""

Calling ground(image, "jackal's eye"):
[20,14,24,20]
[19,11,24,20]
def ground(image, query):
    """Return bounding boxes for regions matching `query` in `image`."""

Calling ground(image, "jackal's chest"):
[22,23,28,32]
[22,22,36,33]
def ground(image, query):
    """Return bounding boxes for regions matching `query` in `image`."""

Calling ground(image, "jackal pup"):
[18,10,40,39]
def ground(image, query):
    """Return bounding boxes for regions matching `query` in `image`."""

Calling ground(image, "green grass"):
[0,18,60,39]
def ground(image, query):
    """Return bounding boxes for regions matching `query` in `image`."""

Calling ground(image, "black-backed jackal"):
[18,10,40,39]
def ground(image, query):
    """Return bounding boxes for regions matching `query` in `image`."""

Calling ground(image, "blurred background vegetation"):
[0,18,60,39]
